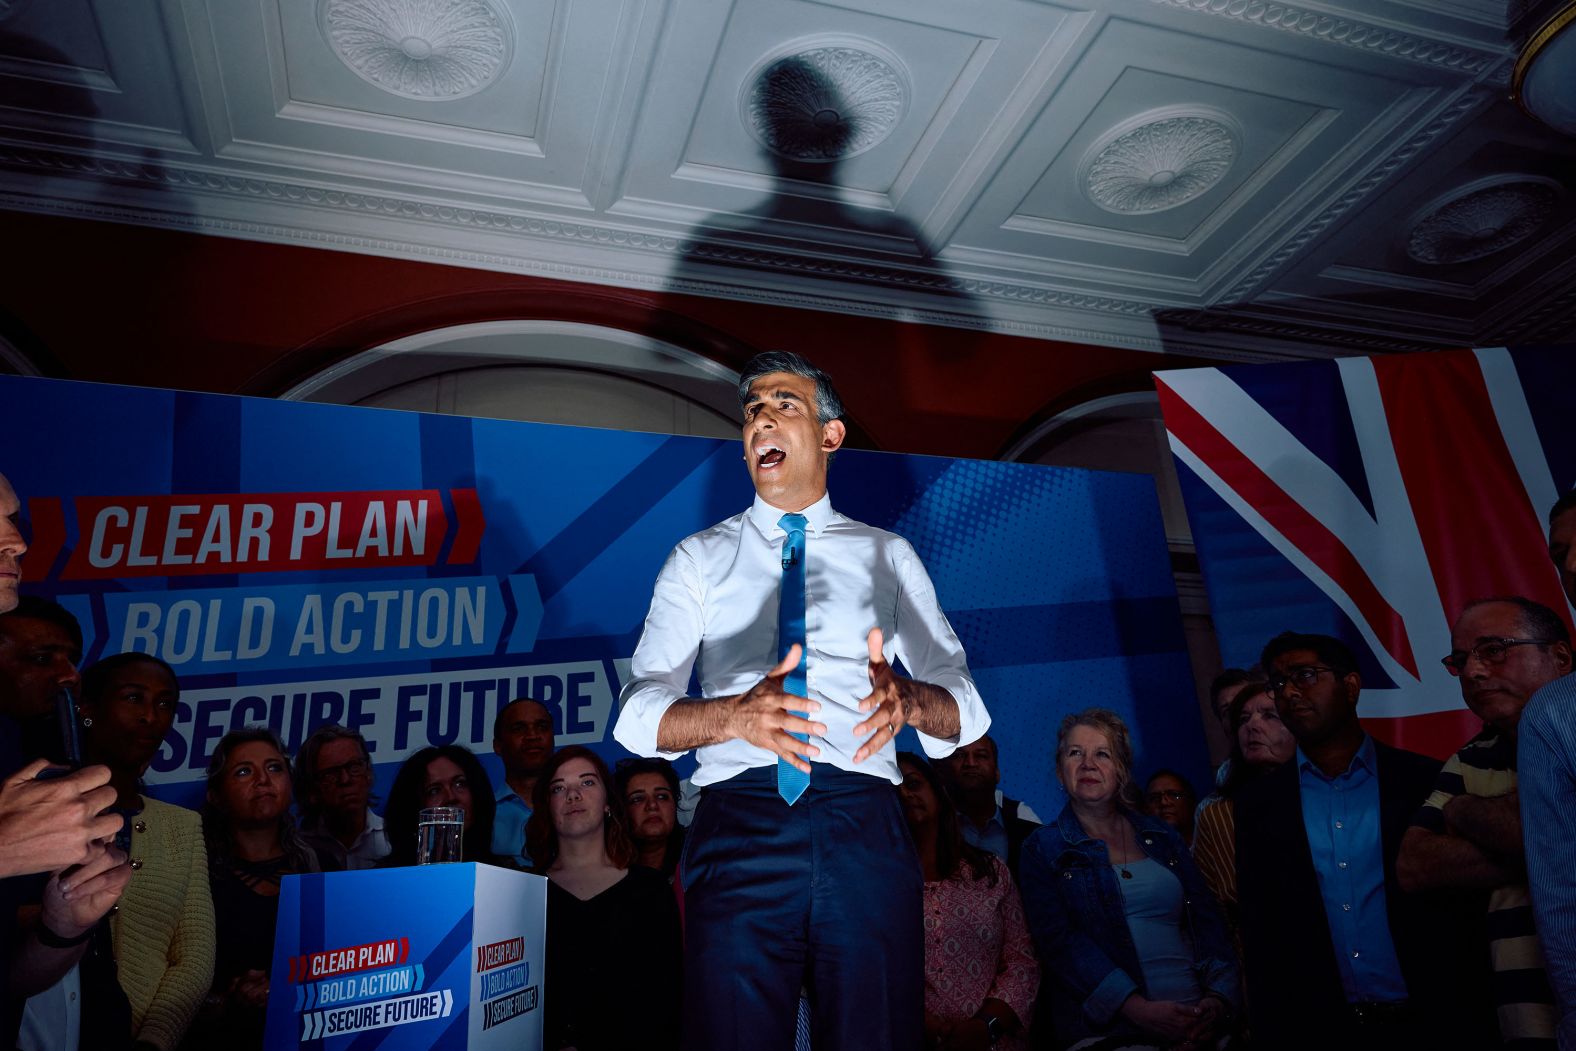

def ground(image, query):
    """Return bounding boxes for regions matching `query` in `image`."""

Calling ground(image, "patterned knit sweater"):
[110,797,216,1050]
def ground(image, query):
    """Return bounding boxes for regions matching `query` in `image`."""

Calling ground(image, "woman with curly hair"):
[189,726,320,1051]
[380,744,512,868]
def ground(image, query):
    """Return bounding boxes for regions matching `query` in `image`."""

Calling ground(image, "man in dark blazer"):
[1235,631,1496,1050]
[936,734,1041,875]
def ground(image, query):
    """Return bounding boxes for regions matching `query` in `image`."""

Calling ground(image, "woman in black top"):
[527,746,681,1051]
[189,726,320,1051]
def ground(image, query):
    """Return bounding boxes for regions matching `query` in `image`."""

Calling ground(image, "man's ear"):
[1553,641,1573,675]
[821,418,846,454]
[1342,671,1363,706]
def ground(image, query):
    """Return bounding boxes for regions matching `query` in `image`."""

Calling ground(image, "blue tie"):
[777,512,809,805]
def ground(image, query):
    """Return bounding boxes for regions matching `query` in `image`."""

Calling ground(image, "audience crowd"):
[6,463,1576,1050]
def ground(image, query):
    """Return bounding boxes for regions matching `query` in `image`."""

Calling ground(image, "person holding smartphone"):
[0,585,133,1048]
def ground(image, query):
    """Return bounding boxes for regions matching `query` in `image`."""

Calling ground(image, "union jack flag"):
[1156,346,1576,759]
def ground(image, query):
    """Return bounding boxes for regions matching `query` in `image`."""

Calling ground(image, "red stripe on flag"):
[1156,376,1419,678]
[1372,351,1573,635]
[1363,708,1480,762]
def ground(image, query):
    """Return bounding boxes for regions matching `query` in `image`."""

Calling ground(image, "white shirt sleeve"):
[888,538,989,759]
[613,542,706,759]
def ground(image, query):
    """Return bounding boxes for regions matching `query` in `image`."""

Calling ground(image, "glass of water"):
[416,806,464,864]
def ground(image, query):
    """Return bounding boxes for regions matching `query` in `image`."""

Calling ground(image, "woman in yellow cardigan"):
[80,653,215,1051]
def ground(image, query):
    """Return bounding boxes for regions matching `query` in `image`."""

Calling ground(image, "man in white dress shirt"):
[614,351,989,1050]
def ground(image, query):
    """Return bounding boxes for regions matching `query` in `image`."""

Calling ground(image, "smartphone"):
[54,685,83,769]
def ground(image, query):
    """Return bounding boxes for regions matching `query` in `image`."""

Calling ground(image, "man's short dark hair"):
[1550,488,1576,526]
[737,351,845,427]
[1260,631,1359,679]
[1144,768,1198,800]
[1460,596,1571,647]
[81,651,179,705]
[493,696,553,740]
[1208,668,1255,706]
[0,594,84,652]
[935,735,998,775]
[614,756,681,801]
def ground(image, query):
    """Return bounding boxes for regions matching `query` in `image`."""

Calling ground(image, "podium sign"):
[264,864,545,1049]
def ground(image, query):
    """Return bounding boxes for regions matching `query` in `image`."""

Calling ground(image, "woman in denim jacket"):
[1019,709,1237,1050]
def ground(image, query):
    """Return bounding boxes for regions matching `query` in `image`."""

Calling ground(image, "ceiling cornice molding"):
[1212,84,1495,305]
[1501,279,1576,342]
[0,73,1496,368]
[1148,0,1509,76]
[1158,307,1460,352]
[0,166,1390,364]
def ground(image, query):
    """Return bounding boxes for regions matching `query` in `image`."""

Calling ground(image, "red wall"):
[1,210,1205,458]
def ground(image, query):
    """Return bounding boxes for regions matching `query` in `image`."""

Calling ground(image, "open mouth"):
[755,443,786,470]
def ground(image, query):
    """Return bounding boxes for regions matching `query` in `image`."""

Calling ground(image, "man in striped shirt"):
[1398,596,1572,1049]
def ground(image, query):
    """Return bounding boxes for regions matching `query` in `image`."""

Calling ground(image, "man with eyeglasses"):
[294,724,389,870]
[1396,597,1571,1049]
[1233,630,1497,1049]
[1518,489,1576,1047]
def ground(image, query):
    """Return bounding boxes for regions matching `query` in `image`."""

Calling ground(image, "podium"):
[264,864,546,1049]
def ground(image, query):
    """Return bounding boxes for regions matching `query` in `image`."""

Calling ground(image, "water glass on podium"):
[417,806,464,864]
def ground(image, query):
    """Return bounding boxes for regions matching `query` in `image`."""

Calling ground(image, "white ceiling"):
[0,0,1571,361]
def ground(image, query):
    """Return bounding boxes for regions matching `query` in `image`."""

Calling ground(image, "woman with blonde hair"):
[1018,709,1236,1050]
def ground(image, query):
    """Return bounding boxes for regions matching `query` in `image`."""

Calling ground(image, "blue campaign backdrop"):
[5,375,1206,820]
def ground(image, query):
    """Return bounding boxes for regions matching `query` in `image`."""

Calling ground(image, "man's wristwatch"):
[973,1010,1001,1047]
[36,922,94,948]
